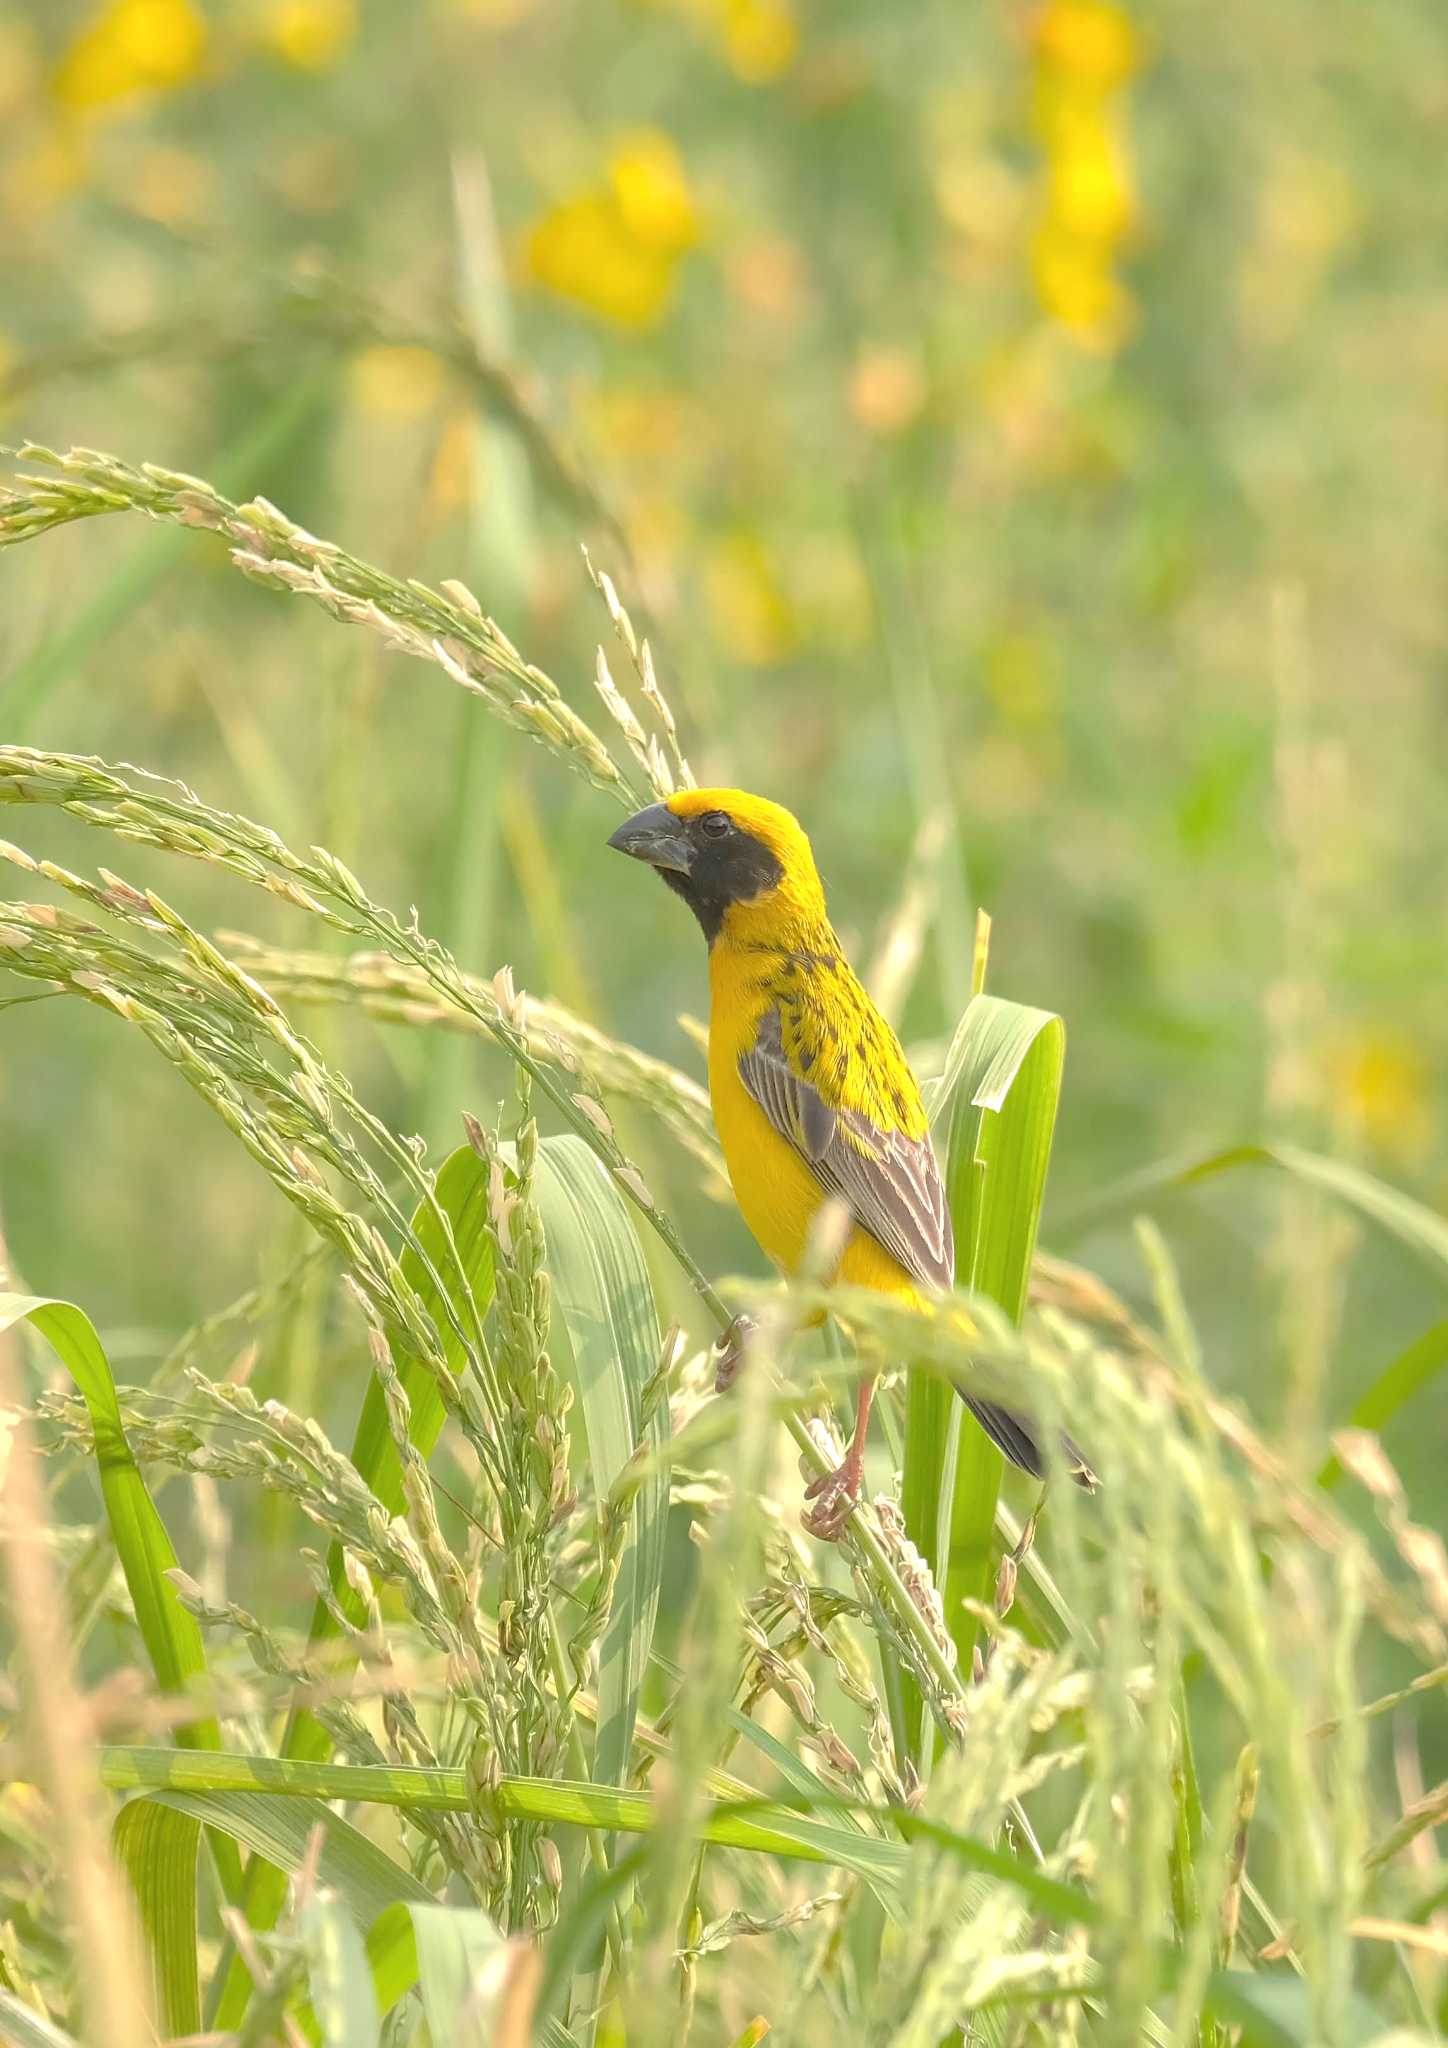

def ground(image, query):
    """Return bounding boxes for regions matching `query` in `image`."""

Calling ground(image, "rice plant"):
[2,443,1446,2048]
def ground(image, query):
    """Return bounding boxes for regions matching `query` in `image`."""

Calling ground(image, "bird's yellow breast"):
[706,943,918,1299]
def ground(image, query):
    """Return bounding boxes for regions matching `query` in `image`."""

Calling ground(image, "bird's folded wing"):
[739,1005,954,1291]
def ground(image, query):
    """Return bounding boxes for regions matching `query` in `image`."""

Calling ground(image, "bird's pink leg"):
[802,1373,878,1539]
[712,1312,760,1393]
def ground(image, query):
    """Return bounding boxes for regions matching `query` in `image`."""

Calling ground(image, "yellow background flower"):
[53,0,208,110]
[260,0,358,70]
[1029,0,1141,349]
[525,130,701,329]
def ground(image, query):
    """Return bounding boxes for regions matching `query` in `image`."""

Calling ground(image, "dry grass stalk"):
[0,444,670,810]
[0,1330,153,2048]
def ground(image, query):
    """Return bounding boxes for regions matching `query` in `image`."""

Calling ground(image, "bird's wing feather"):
[740,997,1095,1488]
[739,1004,954,1290]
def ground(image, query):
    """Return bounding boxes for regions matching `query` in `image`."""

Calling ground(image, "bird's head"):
[607,788,826,945]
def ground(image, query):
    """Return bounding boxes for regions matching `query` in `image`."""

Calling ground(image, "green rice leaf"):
[353,1903,426,2031]
[127,1787,433,1924]
[112,1797,200,2037]
[1055,1141,1448,1279]
[1201,1969,1387,2045]
[900,998,1065,1757]
[0,1292,244,1914]
[944,1000,1065,1325]
[945,1002,1064,1682]
[0,1294,218,1746]
[299,1892,380,2048]
[400,1901,509,2046]
[535,1134,667,1793]
[539,1848,647,2028]
[1318,1318,1448,1488]
[96,1746,908,1884]
[118,1783,431,2040]
[721,1708,868,1835]
[95,1745,1106,1920]
[950,999,1065,1671]
[319,1898,513,2039]
[0,1992,78,2048]
[1167,1682,1204,1946]
[898,1362,958,1764]
[368,1908,573,2048]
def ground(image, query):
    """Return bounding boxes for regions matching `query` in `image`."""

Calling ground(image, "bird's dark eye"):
[699,810,733,840]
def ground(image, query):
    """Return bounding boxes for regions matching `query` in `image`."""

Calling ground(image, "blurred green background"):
[3,0,1446,1523]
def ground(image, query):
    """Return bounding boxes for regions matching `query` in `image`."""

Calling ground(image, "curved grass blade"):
[0,1992,78,2048]
[943,1000,1065,1325]
[879,1806,1096,1925]
[1167,1683,1204,1948]
[127,1787,434,1923]
[1317,1318,1448,1489]
[401,1900,509,2046]
[115,1784,432,2042]
[0,1293,244,1911]
[112,1797,201,2038]
[638,1659,888,1889]
[1054,1142,1448,1279]
[354,1903,427,2034]
[300,1893,380,2048]
[714,1713,898,1910]
[0,1295,218,1746]
[900,998,1065,1759]
[721,1707,868,1830]
[95,1746,1105,1919]
[96,1746,909,1885]
[535,1134,667,1793]
[1201,1969,1388,2046]
[349,1900,538,2042]
[539,1846,647,2027]
[100,1750,1113,1978]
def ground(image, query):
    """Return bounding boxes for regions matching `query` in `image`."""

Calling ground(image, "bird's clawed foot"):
[801,1447,865,1540]
[712,1312,760,1394]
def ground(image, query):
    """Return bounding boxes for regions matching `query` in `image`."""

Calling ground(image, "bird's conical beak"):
[606,802,694,876]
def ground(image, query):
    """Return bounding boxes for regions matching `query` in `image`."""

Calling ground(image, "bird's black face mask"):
[607,802,783,944]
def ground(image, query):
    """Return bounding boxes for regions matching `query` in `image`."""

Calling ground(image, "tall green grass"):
[2,446,1447,2046]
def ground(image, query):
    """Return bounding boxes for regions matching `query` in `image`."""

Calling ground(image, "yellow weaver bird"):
[608,787,1092,1535]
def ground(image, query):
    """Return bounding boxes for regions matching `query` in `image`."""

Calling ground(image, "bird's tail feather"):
[962,1394,1096,1491]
